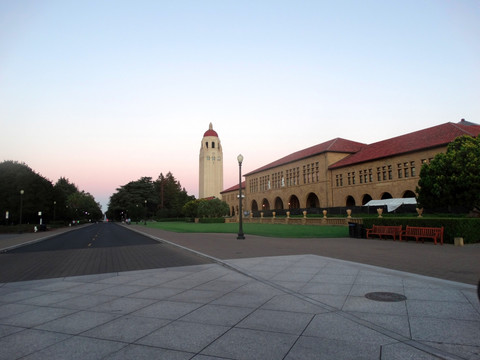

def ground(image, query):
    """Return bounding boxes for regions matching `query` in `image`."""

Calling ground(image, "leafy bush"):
[362,217,480,244]
[198,217,225,223]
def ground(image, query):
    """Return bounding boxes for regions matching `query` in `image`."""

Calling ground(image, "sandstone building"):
[199,123,224,199]
[221,120,479,214]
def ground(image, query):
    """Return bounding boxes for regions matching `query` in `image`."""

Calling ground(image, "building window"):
[411,161,416,177]
[397,164,402,178]
[359,170,363,184]
[212,142,215,148]
[388,165,392,180]
[382,166,386,181]
[352,172,355,185]
[336,174,343,187]
[377,167,381,181]
[347,172,351,185]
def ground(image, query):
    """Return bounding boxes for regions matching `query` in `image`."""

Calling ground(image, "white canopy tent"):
[363,198,417,212]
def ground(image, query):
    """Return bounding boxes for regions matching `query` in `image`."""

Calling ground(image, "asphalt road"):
[0,223,213,282]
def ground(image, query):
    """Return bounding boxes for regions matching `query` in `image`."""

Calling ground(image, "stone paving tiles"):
[0,254,478,359]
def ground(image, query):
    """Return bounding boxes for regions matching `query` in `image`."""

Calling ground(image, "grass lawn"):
[144,221,349,238]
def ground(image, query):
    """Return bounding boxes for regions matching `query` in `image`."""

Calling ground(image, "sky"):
[1,0,479,212]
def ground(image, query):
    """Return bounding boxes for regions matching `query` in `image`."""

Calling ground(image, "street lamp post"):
[19,190,24,226]
[144,200,147,225]
[53,201,56,222]
[237,154,245,240]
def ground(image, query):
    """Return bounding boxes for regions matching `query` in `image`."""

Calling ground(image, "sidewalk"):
[0,226,479,359]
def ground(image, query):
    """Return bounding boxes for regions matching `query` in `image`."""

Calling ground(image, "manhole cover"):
[365,292,407,302]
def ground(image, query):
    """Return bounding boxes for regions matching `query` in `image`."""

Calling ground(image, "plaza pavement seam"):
[125,225,468,360]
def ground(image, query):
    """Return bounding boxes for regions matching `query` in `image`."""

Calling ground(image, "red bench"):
[401,226,444,245]
[366,225,403,241]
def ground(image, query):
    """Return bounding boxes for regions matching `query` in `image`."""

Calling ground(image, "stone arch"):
[362,194,372,205]
[346,195,356,206]
[403,190,416,198]
[381,192,393,200]
[274,197,284,210]
[288,195,300,209]
[306,193,320,208]
[262,198,270,211]
[251,200,258,212]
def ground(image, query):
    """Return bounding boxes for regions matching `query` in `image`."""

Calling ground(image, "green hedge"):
[198,217,225,224]
[362,217,480,244]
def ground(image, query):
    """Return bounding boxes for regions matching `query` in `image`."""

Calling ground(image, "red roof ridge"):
[329,121,480,169]
[245,137,366,176]
[221,181,245,194]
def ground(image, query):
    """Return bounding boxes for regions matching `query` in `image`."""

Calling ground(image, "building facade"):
[220,181,245,217]
[199,123,224,199]
[222,120,480,213]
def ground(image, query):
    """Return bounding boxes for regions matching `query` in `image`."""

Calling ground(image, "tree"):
[0,161,54,224]
[53,177,79,222]
[183,199,201,218]
[107,172,195,221]
[154,172,194,218]
[197,198,229,218]
[106,177,156,221]
[417,135,480,211]
[0,161,102,225]
[67,191,103,222]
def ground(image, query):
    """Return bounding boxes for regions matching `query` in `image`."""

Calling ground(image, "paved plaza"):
[0,226,479,359]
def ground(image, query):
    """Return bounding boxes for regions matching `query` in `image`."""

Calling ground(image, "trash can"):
[348,222,356,238]
[355,224,365,238]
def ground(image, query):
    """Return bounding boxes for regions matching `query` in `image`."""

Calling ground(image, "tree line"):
[106,172,194,221]
[0,161,103,225]
[106,172,230,222]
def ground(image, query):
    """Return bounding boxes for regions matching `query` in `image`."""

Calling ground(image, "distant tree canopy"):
[417,135,480,211]
[106,172,194,221]
[0,161,102,224]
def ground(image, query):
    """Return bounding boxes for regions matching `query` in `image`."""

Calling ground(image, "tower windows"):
[212,142,215,148]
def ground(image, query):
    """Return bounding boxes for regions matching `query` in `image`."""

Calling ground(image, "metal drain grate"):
[365,292,407,302]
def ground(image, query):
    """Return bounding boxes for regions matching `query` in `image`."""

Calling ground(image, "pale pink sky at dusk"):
[1,1,479,211]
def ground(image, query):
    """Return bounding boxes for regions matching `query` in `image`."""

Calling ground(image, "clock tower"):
[199,123,223,199]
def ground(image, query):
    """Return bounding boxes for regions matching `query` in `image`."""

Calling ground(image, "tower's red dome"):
[203,123,218,137]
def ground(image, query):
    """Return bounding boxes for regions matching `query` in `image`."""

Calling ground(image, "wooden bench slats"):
[366,225,402,241]
[366,225,444,245]
[401,225,444,245]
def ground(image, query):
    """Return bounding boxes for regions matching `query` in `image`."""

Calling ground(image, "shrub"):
[198,217,225,224]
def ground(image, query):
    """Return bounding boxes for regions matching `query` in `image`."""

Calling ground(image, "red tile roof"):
[329,122,480,169]
[203,129,218,137]
[244,138,366,176]
[221,181,245,194]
